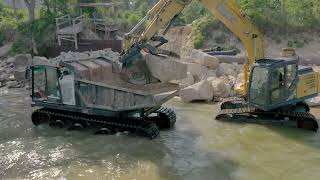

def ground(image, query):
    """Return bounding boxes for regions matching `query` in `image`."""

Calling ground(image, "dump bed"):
[31,57,179,113]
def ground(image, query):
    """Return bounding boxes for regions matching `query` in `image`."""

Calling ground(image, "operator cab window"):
[249,67,269,105]
[271,67,285,103]
[286,64,298,88]
[33,66,61,102]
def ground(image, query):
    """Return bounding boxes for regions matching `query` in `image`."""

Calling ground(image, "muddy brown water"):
[0,89,320,180]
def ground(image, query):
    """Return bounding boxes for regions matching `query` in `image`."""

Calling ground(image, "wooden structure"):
[56,15,86,50]
[92,18,119,39]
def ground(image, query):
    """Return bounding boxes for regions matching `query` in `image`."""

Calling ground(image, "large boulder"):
[216,63,237,77]
[0,73,9,82]
[312,66,320,73]
[14,54,32,68]
[234,73,244,91]
[306,96,320,107]
[209,77,232,100]
[13,54,32,81]
[33,56,50,65]
[0,43,12,57]
[7,81,24,89]
[179,79,213,102]
[186,62,203,76]
[144,53,187,83]
[178,72,194,88]
[190,49,220,69]
[200,69,217,81]
[214,55,247,64]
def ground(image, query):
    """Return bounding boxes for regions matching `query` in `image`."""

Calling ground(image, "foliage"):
[2,0,320,53]
[237,0,320,31]
[0,2,27,46]
[191,16,217,49]
[11,0,68,55]
[177,0,206,25]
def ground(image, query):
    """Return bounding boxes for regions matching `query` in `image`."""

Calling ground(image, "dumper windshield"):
[32,66,61,103]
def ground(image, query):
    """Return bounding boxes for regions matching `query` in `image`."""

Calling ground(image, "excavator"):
[120,0,319,131]
[29,0,318,139]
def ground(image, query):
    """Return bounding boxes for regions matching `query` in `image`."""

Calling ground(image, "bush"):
[12,14,56,55]
[0,34,4,46]
[191,16,217,48]
[0,3,26,45]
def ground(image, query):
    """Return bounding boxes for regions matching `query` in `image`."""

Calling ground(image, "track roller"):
[135,122,160,139]
[147,107,176,129]
[49,120,65,128]
[31,110,50,126]
[95,128,113,135]
[68,123,84,131]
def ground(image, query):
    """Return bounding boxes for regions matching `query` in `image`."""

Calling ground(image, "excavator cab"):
[248,59,299,111]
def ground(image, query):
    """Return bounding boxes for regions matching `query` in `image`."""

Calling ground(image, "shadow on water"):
[267,125,320,149]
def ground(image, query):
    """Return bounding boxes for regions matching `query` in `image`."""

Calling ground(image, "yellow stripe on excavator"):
[297,71,319,98]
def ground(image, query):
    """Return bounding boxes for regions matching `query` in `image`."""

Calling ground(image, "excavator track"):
[32,108,161,139]
[147,107,176,129]
[216,106,319,131]
[220,97,248,109]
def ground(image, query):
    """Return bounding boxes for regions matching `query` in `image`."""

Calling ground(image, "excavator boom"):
[123,0,265,95]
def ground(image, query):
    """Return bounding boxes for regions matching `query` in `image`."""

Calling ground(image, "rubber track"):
[216,107,319,131]
[34,108,160,139]
[155,107,176,128]
[220,97,248,110]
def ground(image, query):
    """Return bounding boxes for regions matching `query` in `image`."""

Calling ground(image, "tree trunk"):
[24,0,38,55]
[12,0,18,20]
[24,0,35,21]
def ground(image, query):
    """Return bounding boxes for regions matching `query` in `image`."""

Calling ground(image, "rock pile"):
[51,49,119,62]
[178,49,244,102]
[0,54,34,88]
[0,49,119,89]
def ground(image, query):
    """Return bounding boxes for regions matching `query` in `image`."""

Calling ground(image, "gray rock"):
[190,49,220,69]
[186,62,203,76]
[14,54,32,68]
[33,56,50,65]
[145,53,187,83]
[234,73,244,92]
[13,70,26,81]
[179,79,213,102]
[217,63,237,77]
[209,77,232,100]
[7,81,24,89]
[0,43,12,57]
[178,72,194,88]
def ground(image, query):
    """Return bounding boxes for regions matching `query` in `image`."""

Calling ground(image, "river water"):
[0,89,320,180]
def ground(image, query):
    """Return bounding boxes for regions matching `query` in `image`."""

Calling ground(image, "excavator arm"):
[122,0,265,95]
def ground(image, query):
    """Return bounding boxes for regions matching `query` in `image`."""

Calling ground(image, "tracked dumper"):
[30,51,178,139]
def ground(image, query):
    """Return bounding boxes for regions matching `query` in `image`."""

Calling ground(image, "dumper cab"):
[248,58,318,111]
